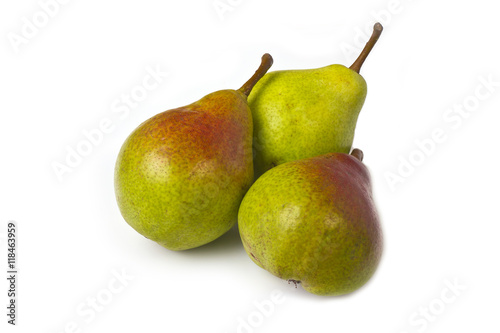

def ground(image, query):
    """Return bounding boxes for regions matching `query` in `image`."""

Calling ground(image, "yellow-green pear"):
[249,23,383,179]
[238,149,383,296]
[115,54,273,251]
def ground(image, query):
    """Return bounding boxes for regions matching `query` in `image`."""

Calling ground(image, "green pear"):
[115,54,273,251]
[249,23,383,179]
[238,149,383,296]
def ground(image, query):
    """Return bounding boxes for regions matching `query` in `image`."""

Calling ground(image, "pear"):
[249,23,383,179]
[115,54,273,251]
[238,149,383,296]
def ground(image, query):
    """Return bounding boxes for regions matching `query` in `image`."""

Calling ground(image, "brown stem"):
[349,23,383,74]
[351,148,364,162]
[238,53,273,96]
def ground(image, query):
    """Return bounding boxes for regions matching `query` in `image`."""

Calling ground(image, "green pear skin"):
[114,54,273,251]
[249,65,366,177]
[248,23,383,179]
[238,149,383,296]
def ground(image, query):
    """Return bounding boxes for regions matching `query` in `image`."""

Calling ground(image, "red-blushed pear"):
[115,54,273,251]
[249,23,383,179]
[238,148,383,296]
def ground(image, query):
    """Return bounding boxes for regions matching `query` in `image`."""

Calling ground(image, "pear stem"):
[238,53,273,97]
[351,148,364,162]
[349,23,383,74]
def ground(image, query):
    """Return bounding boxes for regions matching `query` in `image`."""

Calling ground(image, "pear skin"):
[249,23,383,179]
[238,149,383,296]
[115,54,273,251]
[250,65,367,175]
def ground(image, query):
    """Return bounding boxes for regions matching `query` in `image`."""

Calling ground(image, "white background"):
[1,0,500,332]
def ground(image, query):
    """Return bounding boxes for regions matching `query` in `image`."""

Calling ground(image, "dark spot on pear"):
[250,252,262,265]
